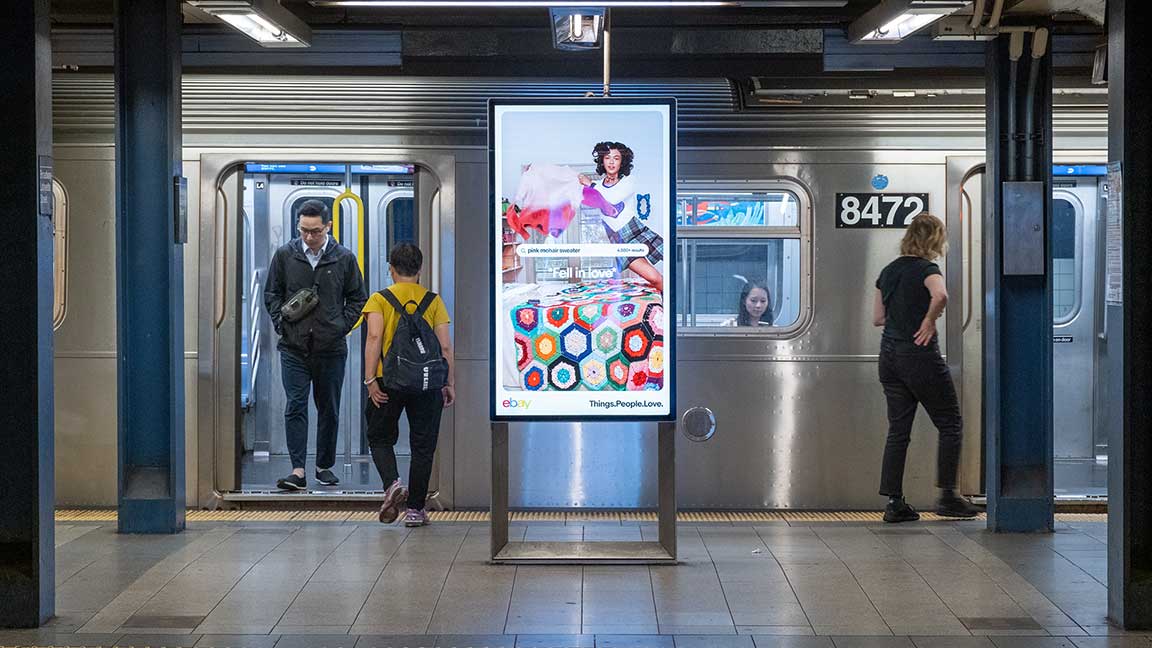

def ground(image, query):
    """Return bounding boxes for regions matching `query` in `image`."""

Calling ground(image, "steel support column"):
[115,0,186,533]
[984,33,1054,533]
[0,0,55,627]
[1106,0,1152,628]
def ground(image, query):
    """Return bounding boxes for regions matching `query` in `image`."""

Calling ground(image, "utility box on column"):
[1003,181,1046,276]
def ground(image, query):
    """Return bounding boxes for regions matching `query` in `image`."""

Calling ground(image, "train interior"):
[239,163,418,492]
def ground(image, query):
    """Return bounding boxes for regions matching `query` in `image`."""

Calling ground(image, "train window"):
[52,179,68,330]
[1052,197,1080,323]
[289,195,335,232]
[676,186,805,332]
[385,196,417,251]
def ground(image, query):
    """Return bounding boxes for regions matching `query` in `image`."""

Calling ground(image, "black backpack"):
[378,289,448,393]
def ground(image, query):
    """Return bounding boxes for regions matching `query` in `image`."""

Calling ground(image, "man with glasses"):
[264,199,367,491]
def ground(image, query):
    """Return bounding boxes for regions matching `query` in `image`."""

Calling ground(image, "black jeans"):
[364,383,444,510]
[280,349,347,471]
[878,339,963,496]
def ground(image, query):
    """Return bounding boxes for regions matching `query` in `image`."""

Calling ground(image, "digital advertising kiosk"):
[489,97,678,564]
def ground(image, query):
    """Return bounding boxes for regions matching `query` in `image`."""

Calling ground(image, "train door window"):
[52,179,68,330]
[385,195,417,251]
[676,184,807,332]
[1052,197,1080,323]
[289,195,336,233]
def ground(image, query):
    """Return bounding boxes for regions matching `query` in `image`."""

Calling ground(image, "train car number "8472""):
[835,193,929,228]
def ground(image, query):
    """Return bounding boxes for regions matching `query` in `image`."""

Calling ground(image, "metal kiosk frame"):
[489,421,677,564]
[488,97,678,565]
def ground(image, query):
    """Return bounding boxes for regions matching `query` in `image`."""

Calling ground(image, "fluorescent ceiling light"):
[858,10,951,41]
[311,0,847,6]
[848,0,967,43]
[314,1,726,5]
[186,0,312,47]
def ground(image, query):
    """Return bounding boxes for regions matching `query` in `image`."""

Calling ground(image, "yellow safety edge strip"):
[54,509,1108,524]
[331,188,367,332]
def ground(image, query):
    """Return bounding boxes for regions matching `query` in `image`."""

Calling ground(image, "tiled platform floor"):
[2,518,1137,648]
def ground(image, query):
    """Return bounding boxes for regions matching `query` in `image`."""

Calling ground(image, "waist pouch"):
[281,286,320,323]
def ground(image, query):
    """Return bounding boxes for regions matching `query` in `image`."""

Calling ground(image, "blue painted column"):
[1106,0,1152,629]
[115,0,186,533]
[983,32,1054,533]
[0,0,55,627]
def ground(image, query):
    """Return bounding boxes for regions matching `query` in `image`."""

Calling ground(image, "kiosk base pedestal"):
[490,421,678,565]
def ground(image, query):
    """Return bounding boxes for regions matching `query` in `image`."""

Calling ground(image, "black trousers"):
[280,349,346,471]
[364,383,444,510]
[878,340,963,497]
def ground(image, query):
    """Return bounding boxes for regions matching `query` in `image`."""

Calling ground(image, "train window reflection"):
[677,191,798,227]
[676,187,804,331]
[1052,198,1079,323]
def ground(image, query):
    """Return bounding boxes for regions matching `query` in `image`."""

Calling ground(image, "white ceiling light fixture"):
[848,0,969,43]
[186,0,312,47]
[309,0,848,7]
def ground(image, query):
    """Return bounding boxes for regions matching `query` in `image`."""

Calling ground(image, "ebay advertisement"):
[489,99,676,421]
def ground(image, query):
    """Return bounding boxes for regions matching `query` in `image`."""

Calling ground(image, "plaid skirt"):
[604,218,665,272]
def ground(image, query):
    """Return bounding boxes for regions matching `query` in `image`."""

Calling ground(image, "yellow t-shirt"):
[363,282,451,377]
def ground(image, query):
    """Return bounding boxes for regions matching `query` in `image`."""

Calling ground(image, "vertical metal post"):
[115,0,186,533]
[491,421,510,559]
[1106,0,1152,628]
[0,0,54,628]
[983,33,1054,533]
[602,9,611,97]
[658,421,677,558]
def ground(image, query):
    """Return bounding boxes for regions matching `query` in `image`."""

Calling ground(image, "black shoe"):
[937,494,980,518]
[276,474,306,491]
[315,469,340,486]
[884,499,921,523]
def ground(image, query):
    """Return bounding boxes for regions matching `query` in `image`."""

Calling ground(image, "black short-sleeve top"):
[875,256,942,344]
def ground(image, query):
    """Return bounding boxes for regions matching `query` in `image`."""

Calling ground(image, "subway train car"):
[49,74,1108,510]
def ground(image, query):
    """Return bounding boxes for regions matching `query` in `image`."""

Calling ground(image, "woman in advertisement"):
[579,141,665,292]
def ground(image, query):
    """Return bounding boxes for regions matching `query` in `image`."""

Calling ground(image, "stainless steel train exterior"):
[49,75,1108,510]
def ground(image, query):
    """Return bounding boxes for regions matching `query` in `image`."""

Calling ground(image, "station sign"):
[489,98,676,421]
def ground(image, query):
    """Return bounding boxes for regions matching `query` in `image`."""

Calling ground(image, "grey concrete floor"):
[1,519,1139,648]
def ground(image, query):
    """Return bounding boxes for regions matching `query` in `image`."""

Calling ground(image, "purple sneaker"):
[403,508,428,527]
[378,479,408,524]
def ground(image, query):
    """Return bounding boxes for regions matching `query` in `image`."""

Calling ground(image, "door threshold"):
[223,490,388,502]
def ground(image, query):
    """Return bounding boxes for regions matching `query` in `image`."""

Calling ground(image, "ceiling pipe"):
[969,0,987,28]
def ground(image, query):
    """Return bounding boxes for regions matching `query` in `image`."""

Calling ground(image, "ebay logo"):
[502,399,532,409]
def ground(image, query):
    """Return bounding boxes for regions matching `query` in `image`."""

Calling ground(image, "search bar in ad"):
[516,243,649,257]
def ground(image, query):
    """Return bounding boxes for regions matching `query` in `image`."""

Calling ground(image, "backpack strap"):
[378,289,416,316]
[414,291,438,318]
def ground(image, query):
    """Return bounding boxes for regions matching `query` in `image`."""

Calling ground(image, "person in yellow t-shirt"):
[362,243,454,527]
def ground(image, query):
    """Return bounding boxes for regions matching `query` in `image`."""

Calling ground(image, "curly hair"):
[593,141,635,177]
[900,212,947,260]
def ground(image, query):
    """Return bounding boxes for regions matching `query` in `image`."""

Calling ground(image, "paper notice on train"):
[1105,161,1123,306]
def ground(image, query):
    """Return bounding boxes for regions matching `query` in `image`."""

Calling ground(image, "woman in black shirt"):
[873,213,978,522]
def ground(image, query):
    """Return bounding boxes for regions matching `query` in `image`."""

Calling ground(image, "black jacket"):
[263,237,367,355]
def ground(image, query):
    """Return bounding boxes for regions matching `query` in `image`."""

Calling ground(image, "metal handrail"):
[243,270,262,409]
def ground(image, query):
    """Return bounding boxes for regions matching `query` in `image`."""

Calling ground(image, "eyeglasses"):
[298,226,327,237]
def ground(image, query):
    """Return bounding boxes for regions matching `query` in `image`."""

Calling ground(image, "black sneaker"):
[883,499,921,523]
[276,474,306,491]
[315,469,340,486]
[937,494,980,518]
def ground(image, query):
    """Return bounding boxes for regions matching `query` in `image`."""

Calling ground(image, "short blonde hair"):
[900,212,947,260]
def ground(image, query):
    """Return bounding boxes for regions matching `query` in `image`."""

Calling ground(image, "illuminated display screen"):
[490,99,676,421]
